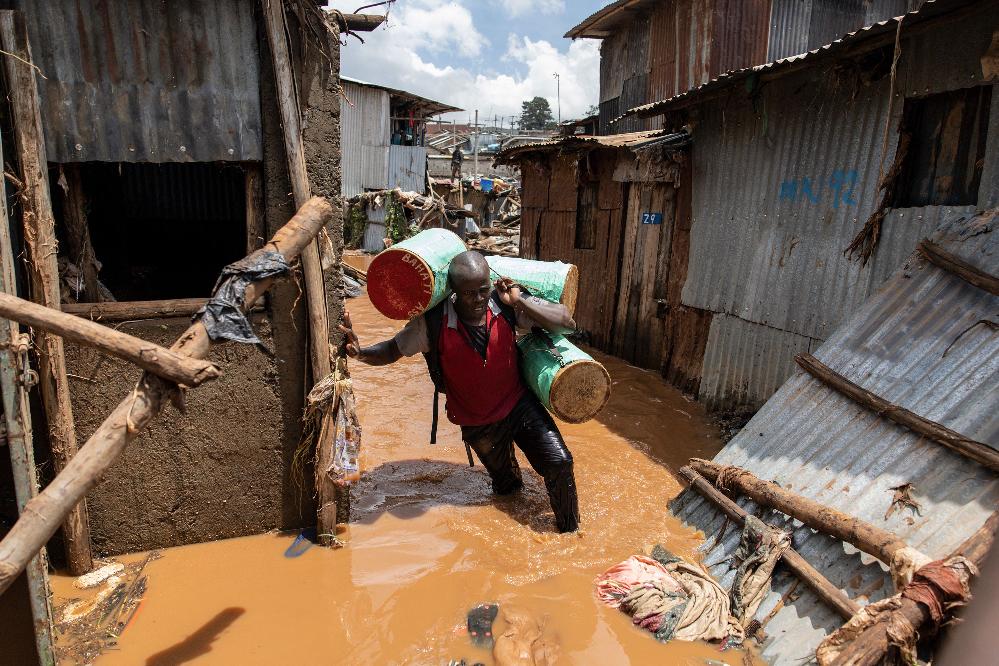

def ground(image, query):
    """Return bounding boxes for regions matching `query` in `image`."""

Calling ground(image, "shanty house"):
[339,76,459,251]
[504,0,999,413]
[566,0,925,133]
[0,1,373,661]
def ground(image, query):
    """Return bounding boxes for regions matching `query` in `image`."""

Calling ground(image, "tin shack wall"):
[20,0,262,163]
[340,79,390,197]
[682,0,999,411]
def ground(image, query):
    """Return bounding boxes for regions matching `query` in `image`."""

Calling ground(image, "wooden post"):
[59,165,105,302]
[679,466,860,620]
[63,298,216,321]
[261,0,341,545]
[0,292,221,387]
[245,165,265,254]
[795,353,999,473]
[0,114,55,666]
[0,196,334,597]
[0,10,92,575]
[689,459,912,568]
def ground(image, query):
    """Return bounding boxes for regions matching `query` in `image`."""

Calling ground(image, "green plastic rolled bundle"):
[485,256,579,316]
[518,332,611,423]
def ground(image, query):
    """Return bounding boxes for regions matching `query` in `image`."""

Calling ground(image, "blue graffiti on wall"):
[779,170,859,208]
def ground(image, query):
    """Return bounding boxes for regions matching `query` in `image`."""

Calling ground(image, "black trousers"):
[461,392,580,533]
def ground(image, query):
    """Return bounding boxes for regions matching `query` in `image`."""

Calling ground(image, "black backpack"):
[422,291,518,464]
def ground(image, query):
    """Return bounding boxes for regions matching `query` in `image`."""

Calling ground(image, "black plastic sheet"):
[197,251,290,344]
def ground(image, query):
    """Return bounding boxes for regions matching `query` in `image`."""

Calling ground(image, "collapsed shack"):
[344,187,477,250]
[671,210,999,664]
[508,0,999,417]
[0,1,380,662]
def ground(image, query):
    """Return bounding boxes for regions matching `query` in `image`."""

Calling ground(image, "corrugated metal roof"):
[339,75,461,116]
[616,0,979,123]
[671,210,999,664]
[21,0,262,163]
[564,0,659,39]
[494,130,680,163]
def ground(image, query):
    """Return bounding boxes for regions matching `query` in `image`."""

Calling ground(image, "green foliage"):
[385,192,415,244]
[344,204,367,248]
[519,96,556,130]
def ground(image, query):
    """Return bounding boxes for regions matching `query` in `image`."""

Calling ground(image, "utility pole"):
[556,73,561,125]
[473,109,479,178]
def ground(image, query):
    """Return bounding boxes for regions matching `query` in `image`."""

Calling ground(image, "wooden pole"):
[918,238,999,296]
[0,196,333,597]
[795,353,999,473]
[689,459,912,567]
[59,164,106,302]
[63,298,214,321]
[818,512,997,666]
[0,116,55,666]
[0,10,92,575]
[245,165,265,254]
[679,466,860,620]
[337,13,386,32]
[261,0,342,545]
[0,292,221,387]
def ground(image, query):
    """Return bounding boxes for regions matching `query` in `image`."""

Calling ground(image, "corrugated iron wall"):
[767,0,916,61]
[682,1,998,411]
[21,0,262,163]
[340,80,390,197]
[387,145,427,192]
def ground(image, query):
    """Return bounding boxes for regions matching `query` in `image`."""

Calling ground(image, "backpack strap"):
[422,302,446,444]
[531,326,566,368]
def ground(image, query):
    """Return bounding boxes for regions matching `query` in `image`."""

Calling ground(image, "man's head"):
[448,251,490,321]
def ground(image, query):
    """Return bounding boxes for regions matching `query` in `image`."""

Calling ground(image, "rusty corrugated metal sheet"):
[713,0,772,74]
[672,210,999,664]
[21,0,262,163]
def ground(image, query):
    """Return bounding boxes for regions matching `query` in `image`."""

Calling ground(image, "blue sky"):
[328,0,608,124]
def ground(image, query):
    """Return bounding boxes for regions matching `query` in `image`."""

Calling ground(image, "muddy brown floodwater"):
[49,281,754,665]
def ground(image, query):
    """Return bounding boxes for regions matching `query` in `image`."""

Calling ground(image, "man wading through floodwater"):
[339,251,581,533]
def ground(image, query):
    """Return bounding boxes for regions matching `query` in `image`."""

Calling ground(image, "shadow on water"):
[145,607,246,666]
[352,458,560,535]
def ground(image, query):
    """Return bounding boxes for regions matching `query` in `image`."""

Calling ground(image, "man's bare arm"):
[338,311,403,365]
[495,278,576,335]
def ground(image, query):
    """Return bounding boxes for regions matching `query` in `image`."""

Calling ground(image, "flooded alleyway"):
[50,288,739,665]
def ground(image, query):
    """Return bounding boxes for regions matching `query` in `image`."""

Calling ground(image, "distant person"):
[451,146,463,181]
[339,251,580,533]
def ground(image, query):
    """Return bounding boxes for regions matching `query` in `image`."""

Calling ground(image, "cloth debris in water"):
[815,556,976,666]
[197,250,290,344]
[595,546,743,644]
[729,515,792,627]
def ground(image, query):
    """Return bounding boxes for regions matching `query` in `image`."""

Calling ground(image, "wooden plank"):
[796,353,999,473]
[64,298,212,321]
[611,185,639,359]
[918,239,999,296]
[59,165,105,303]
[0,197,334,597]
[0,109,55,666]
[0,10,92,576]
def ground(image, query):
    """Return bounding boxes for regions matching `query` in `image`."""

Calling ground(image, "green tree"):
[585,104,599,117]
[519,96,556,130]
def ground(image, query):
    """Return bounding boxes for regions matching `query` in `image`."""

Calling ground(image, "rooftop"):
[340,75,462,117]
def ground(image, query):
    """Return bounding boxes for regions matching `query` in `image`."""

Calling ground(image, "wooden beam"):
[59,164,106,303]
[261,0,340,546]
[0,10,92,576]
[0,109,55,666]
[689,459,912,568]
[0,196,334,597]
[245,165,265,254]
[0,292,221,387]
[63,298,212,321]
[918,239,999,296]
[817,512,997,666]
[795,353,999,473]
[337,13,386,32]
[679,466,861,620]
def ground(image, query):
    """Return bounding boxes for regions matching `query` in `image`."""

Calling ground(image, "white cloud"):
[336,1,598,125]
[504,0,565,18]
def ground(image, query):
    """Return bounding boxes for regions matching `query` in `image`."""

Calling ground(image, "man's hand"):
[494,277,523,306]
[338,310,361,357]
